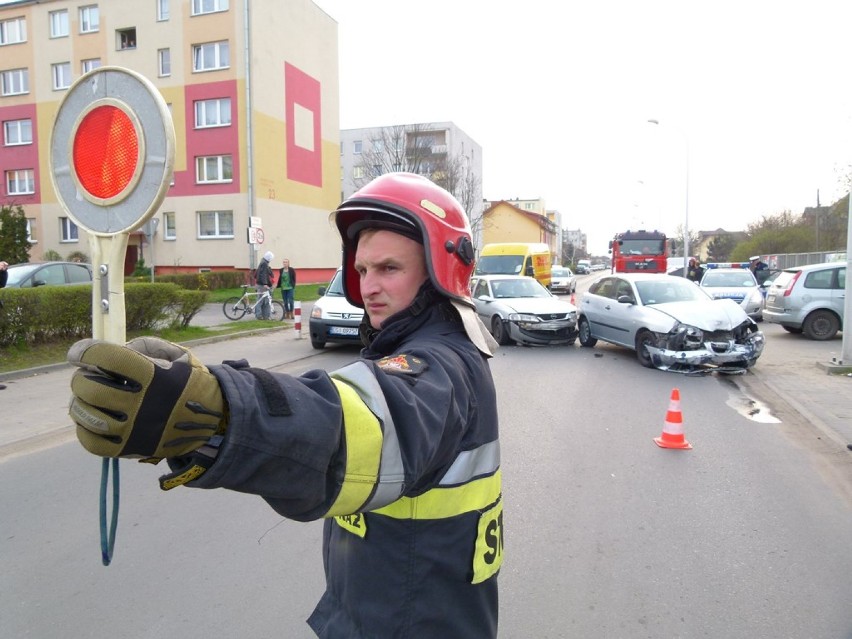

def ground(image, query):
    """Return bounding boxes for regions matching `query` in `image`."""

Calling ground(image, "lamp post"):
[647,119,689,277]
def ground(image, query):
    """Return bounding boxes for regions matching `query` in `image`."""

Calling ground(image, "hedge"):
[0,282,210,349]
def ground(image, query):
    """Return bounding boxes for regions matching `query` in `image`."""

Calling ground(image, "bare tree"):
[353,124,483,235]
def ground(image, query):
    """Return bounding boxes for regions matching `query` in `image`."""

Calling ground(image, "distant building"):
[339,121,483,245]
[0,0,341,281]
[479,200,558,258]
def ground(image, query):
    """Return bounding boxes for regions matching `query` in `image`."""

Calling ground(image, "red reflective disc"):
[73,105,138,199]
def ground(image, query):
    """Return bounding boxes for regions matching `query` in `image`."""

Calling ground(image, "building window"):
[195,155,233,183]
[79,6,99,34]
[60,216,79,242]
[192,41,229,72]
[194,97,231,128]
[1,68,29,96]
[117,28,136,50]
[157,0,170,21]
[26,217,36,243]
[191,0,229,16]
[163,212,176,240]
[353,166,364,179]
[3,119,32,146]
[52,62,72,90]
[81,58,101,74]
[0,16,26,45]
[197,210,234,238]
[6,169,34,195]
[158,49,171,76]
[353,140,362,154]
[372,139,383,152]
[49,10,69,38]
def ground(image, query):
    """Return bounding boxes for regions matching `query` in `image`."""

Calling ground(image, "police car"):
[698,265,764,321]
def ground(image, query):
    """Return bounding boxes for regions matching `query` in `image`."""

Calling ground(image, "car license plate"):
[329,326,359,336]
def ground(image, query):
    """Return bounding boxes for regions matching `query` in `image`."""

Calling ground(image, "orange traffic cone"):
[654,388,692,449]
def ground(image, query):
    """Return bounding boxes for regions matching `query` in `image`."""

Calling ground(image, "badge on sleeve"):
[375,354,427,375]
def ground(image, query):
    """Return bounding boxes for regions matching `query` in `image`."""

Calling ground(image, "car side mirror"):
[317,286,327,295]
[617,295,634,304]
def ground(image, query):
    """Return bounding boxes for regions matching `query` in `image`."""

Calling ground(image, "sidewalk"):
[1,309,850,457]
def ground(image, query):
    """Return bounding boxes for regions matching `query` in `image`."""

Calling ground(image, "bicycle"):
[222,285,285,321]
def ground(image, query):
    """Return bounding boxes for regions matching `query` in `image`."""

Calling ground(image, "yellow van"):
[475,243,552,288]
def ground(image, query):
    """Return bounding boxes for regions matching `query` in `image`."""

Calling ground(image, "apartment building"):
[0,0,341,281]
[339,121,484,246]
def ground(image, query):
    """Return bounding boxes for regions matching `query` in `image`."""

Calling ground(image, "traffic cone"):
[570,292,576,305]
[654,388,692,449]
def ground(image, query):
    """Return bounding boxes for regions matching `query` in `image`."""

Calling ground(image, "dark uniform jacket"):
[183,286,502,638]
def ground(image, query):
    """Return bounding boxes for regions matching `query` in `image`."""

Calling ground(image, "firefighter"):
[67,173,503,638]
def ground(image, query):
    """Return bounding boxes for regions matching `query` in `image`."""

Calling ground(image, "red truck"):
[609,230,670,274]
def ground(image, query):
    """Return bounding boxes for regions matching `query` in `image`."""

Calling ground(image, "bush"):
[0,282,210,349]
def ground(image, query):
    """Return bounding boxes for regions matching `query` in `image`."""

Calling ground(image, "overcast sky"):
[313,0,852,255]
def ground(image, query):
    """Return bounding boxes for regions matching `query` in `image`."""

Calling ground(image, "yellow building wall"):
[482,203,547,246]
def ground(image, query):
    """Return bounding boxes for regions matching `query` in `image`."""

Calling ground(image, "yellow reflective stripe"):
[326,379,383,517]
[373,470,501,520]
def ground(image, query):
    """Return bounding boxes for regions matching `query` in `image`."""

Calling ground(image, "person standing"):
[255,251,275,320]
[277,258,297,319]
[686,257,704,283]
[66,173,502,638]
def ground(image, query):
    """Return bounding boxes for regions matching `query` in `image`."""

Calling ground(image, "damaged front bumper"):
[646,325,766,374]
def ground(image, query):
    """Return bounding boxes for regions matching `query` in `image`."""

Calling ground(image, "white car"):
[308,268,365,349]
[577,273,765,373]
[550,265,576,294]
[699,268,764,321]
[470,274,578,346]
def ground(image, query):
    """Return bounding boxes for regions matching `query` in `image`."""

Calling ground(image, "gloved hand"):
[69,336,225,460]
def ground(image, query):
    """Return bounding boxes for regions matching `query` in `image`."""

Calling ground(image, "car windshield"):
[702,271,756,287]
[325,270,346,296]
[491,278,550,299]
[552,267,571,277]
[5,264,38,286]
[635,278,710,305]
[475,255,524,275]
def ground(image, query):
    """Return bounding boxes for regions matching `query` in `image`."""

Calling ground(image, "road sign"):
[255,228,265,244]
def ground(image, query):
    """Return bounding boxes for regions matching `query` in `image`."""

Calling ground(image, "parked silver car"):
[470,274,578,346]
[4,261,93,288]
[577,273,765,373]
[699,267,764,320]
[550,265,576,294]
[762,262,845,340]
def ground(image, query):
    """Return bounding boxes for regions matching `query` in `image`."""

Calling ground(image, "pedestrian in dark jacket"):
[277,258,296,319]
[254,251,274,319]
[686,257,704,282]
[66,173,502,638]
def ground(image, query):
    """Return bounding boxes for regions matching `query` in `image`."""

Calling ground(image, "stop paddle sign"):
[49,66,175,342]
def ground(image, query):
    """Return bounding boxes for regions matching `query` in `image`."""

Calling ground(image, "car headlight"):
[668,322,704,350]
[508,313,540,323]
[311,306,323,319]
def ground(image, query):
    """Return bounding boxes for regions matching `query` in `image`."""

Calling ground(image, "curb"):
[0,324,290,383]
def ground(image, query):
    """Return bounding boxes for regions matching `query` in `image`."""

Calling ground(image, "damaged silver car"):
[577,273,764,374]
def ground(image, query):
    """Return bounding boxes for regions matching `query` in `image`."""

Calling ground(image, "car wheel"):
[491,316,511,346]
[782,325,803,334]
[578,316,597,347]
[310,337,326,349]
[635,329,656,368]
[802,310,840,340]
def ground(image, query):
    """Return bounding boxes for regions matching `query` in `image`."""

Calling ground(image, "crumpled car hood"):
[651,298,747,329]
[503,298,576,314]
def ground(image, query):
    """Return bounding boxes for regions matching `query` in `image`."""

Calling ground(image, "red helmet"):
[333,172,475,308]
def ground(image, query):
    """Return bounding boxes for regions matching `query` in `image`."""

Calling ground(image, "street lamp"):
[647,119,689,277]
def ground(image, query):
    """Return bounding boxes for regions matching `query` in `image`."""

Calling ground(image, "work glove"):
[69,337,226,488]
